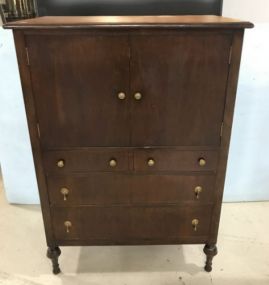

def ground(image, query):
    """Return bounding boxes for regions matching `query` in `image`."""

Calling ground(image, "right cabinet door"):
[130,31,232,146]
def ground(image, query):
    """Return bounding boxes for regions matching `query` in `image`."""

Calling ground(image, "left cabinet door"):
[26,33,130,148]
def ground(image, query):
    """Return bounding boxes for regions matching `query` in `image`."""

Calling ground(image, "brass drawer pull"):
[134,92,142,100]
[64,221,72,233]
[109,159,117,167]
[57,159,65,168]
[60,187,69,201]
[194,186,203,199]
[147,158,155,167]
[192,219,199,231]
[117,92,126,100]
[198,158,206,167]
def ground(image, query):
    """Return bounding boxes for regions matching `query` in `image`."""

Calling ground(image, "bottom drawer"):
[51,206,212,243]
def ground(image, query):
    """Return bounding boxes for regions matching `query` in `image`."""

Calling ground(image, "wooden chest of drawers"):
[5,15,253,274]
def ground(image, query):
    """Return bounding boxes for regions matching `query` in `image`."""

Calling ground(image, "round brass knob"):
[109,159,117,167]
[192,219,199,231]
[64,221,72,233]
[60,187,69,201]
[194,186,203,199]
[57,159,65,168]
[147,158,155,167]
[134,92,142,100]
[118,92,126,100]
[198,158,206,167]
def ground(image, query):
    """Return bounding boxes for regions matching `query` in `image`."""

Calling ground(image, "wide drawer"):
[47,173,215,206]
[43,149,130,173]
[51,205,213,242]
[134,149,219,172]
[43,148,219,173]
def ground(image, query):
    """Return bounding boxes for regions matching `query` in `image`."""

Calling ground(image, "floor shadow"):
[74,245,202,274]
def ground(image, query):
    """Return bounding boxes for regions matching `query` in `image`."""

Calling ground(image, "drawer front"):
[134,149,219,172]
[47,174,215,206]
[51,206,212,241]
[43,149,130,173]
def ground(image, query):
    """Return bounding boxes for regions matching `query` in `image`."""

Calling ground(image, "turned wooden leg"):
[203,244,218,272]
[47,246,61,274]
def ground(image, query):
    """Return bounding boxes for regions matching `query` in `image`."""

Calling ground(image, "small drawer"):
[47,174,215,206]
[134,149,219,172]
[51,205,213,242]
[43,149,130,173]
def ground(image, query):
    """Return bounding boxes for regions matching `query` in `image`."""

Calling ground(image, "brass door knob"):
[57,159,65,168]
[118,92,126,100]
[134,92,142,100]
[198,158,206,167]
[192,219,199,231]
[109,159,117,167]
[60,187,69,201]
[194,186,203,199]
[64,221,72,233]
[147,158,155,167]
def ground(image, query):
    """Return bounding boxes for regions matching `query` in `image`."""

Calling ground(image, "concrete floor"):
[0,175,269,285]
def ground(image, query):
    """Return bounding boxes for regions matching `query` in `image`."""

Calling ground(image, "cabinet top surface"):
[4,15,253,30]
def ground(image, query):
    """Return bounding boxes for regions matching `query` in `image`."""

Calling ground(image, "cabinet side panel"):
[209,30,245,243]
[12,30,55,246]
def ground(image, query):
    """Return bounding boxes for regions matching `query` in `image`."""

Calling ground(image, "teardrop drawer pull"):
[60,187,69,201]
[192,219,199,231]
[194,186,203,199]
[64,221,72,233]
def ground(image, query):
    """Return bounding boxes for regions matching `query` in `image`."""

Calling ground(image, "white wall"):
[0,1,268,204]
[221,1,269,201]
[0,28,40,204]
[223,0,269,23]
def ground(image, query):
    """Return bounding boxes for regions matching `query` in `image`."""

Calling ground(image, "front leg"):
[203,244,217,272]
[47,246,61,274]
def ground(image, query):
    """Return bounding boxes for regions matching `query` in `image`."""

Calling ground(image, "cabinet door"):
[27,33,130,148]
[130,32,232,146]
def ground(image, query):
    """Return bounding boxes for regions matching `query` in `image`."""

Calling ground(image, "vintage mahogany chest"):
[4,16,253,274]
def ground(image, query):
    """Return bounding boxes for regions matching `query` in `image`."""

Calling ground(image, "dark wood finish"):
[51,205,213,241]
[203,244,218,272]
[130,31,231,146]
[53,236,210,246]
[134,149,219,172]
[4,15,253,29]
[47,246,61,274]
[43,148,218,173]
[25,30,232,148]
[43,149,130,173]
[6,16,253,274]
[12,30,55,247]
[47,173,216,206]
[26,33,130,148]
[209,30,245,244]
